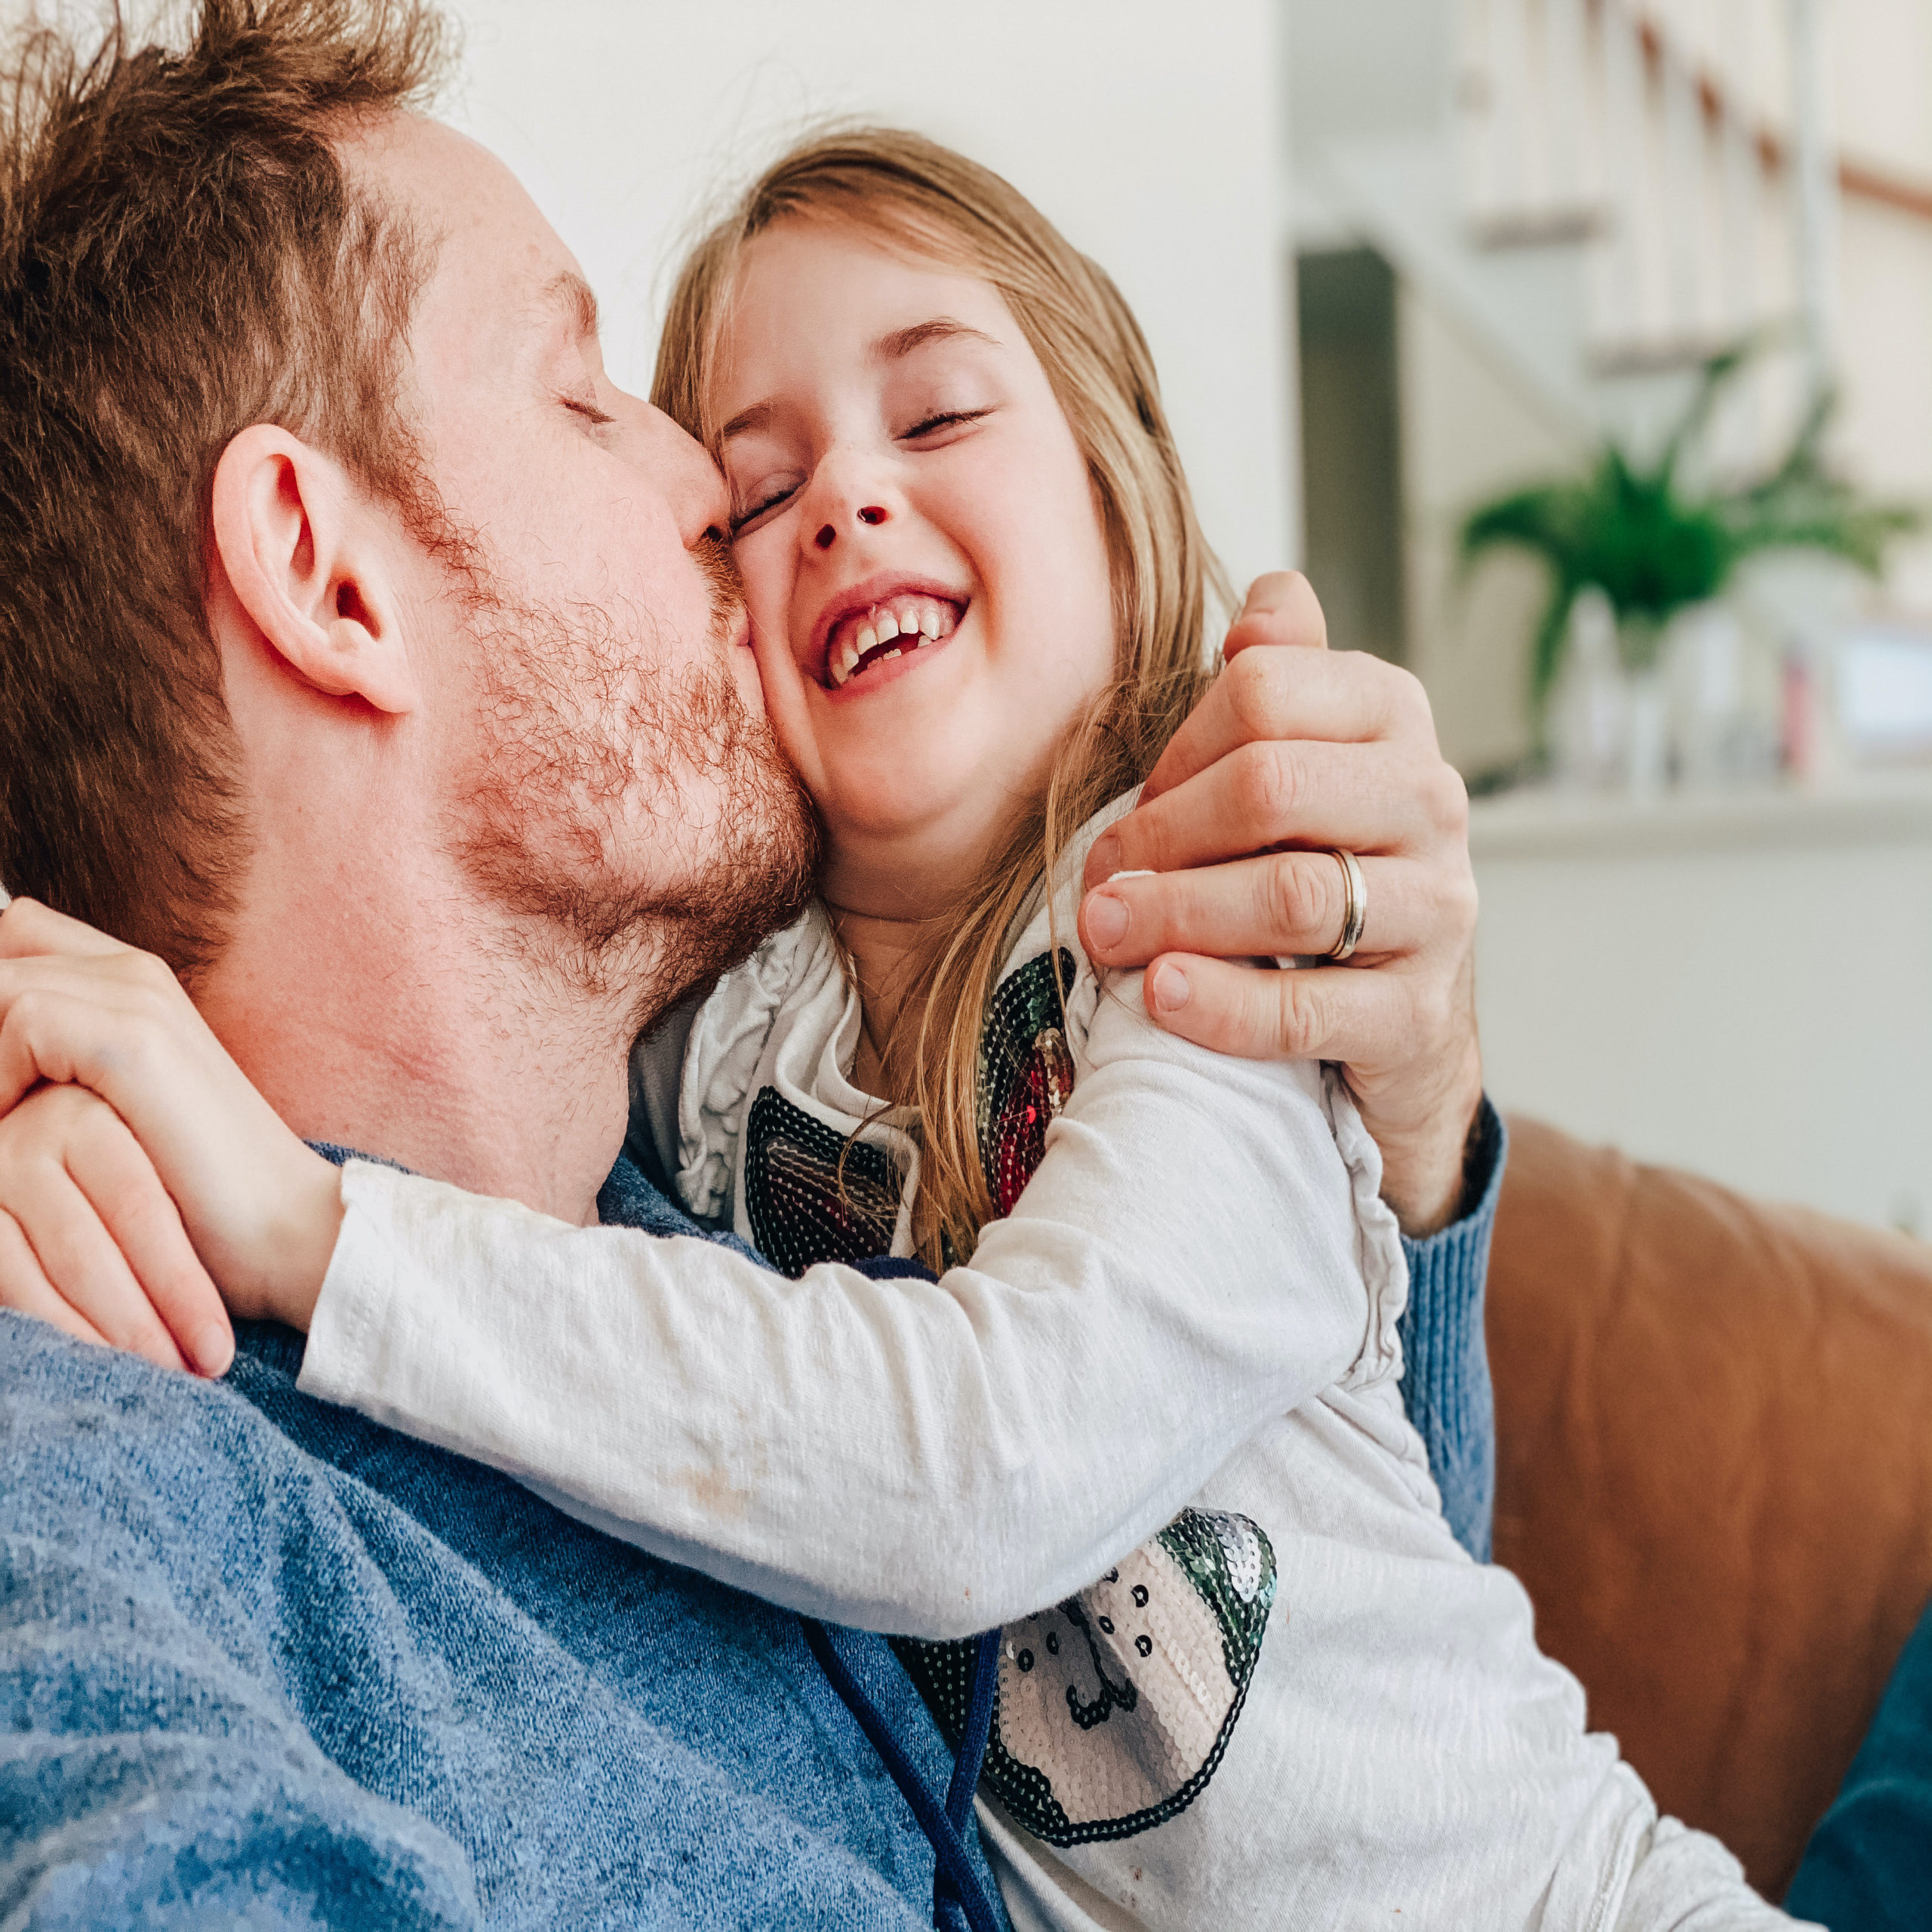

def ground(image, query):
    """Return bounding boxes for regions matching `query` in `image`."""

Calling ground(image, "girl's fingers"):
[0,980,122,1116]
[0,964,186,1122]
[1137,952,1416,1069]
[0,896,131,960]
[8,1155,189,1373]
[0,1204,112,1352]
[1081,851,1424,970]
[0,958,338,1330]
[0,1083,229,1374]
[70,1109,233,1377]
[0,951,235,1135]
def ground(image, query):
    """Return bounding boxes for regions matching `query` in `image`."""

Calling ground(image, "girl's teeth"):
[828,596,960,687]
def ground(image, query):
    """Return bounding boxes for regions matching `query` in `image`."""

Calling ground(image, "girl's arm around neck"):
[299,970,1371,1639]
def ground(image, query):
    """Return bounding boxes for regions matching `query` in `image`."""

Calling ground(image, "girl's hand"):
[0,897,343,1349]
[0,1081,232,1374]
[1076,571,1482,1237]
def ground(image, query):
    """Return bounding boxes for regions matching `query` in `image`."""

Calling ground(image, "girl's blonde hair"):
[653,125,1231,1269]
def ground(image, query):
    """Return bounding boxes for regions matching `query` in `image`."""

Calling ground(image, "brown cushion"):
[1488,1116,1932,1900]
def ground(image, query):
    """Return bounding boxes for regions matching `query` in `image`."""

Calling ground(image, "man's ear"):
[208,424,419,715]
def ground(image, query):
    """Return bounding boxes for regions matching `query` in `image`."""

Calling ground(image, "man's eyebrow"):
[872,318,998,361]
[541,270,600,341]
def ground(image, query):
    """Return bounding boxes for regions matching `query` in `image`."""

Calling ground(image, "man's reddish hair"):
[0,1,451,975]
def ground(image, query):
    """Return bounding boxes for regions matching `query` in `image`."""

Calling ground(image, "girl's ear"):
[208,423,419,715]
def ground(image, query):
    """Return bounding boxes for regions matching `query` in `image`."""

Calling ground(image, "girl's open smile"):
[809,574,968,692]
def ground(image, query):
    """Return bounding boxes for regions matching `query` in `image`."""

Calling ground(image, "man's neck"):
[197,865,657,1227]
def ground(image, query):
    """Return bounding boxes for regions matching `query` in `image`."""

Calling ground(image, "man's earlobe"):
[208,424,419,715]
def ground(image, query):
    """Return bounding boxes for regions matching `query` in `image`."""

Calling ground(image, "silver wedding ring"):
[1327,848,1366,961]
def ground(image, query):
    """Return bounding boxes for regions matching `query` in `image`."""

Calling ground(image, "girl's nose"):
[814,504,890,550]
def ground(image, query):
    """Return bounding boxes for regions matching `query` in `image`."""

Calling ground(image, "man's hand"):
[1078,573,1482,1235]
[0,897,343,1354]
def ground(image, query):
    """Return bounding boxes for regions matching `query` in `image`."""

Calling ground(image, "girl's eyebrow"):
[718,401,774,444]
[873,317,998,361]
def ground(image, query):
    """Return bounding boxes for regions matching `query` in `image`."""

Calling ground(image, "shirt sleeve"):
[299,969,1374,1641]
[1397,1100,1506,1564]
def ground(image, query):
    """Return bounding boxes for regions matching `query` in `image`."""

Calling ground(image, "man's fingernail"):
[1150,963,1190,1013]
[1087,830,1121,879]
[1084,891,1128,951]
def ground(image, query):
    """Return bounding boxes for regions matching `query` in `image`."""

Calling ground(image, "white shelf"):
[1469,772,1932,860]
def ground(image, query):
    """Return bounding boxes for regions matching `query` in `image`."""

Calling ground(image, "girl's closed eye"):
[730,405,994,534]
[898,405,995,444]
[730,472,803,535]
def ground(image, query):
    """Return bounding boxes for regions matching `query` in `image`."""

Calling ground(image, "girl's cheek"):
[733,535,797,668]
[750,632,820,777]
[750,629,800,713]
[734,533,789,617]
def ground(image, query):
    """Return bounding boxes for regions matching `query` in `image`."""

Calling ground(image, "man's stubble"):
[445,534,819,1035]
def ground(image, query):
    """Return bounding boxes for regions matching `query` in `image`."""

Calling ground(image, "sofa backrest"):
[1489,1116,1932,1901]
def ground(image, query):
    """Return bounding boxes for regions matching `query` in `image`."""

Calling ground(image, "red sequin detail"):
[989,1028,1076,1216]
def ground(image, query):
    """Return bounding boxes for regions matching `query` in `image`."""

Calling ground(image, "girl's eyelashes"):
[561,393,615,428]
[898,405,994,442]
[724,405,995,537]
[730,478,801,536]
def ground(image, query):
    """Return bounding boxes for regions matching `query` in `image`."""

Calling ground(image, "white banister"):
[1786,0,1839,402]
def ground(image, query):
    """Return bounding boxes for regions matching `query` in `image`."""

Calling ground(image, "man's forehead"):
[345,112,589,326]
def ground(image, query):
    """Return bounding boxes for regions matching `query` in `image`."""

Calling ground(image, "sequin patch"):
[894,1507,1278,1844]
[740,941,1282,1841]
[977,949,1078,1216]
[742,1087,901,1278]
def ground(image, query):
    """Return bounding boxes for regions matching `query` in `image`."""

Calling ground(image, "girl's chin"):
[817,761,986,848]
[809,693,981,783]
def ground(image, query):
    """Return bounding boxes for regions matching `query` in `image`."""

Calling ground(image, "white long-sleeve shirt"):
[297,805,1804,1931]
[300,936,1367,1634]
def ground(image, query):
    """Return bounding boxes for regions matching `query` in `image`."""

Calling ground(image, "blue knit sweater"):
[1397,1101,1506,1564]
[0,1119,1504,1925]
[0,1158,1006,1930]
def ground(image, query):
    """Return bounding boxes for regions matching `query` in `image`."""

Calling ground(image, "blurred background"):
[445,0,1931,1234]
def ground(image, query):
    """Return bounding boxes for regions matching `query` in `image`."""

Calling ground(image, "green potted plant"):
[1460,344,1920,742]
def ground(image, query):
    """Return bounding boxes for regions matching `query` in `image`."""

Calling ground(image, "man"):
[0,3,1493,1924]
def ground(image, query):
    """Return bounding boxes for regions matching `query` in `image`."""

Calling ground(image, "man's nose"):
[636,404,732,548]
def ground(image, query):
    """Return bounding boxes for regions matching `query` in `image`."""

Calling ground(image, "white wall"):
[441,0,1294,592]
[1470,787,1932,1234]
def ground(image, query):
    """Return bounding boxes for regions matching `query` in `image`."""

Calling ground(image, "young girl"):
[36,130,1796,1930]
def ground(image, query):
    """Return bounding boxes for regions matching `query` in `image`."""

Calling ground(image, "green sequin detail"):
[894,1511,1278,1846]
